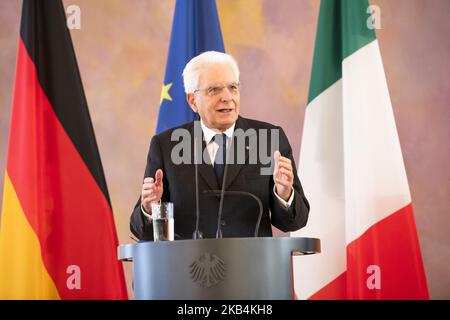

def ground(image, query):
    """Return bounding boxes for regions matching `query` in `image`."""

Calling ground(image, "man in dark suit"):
[130,51,309,241]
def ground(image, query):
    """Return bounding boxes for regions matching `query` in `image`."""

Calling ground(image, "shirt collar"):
[200,119,235,144]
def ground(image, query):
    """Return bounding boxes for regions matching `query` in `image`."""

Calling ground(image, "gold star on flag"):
[160,82,173,105]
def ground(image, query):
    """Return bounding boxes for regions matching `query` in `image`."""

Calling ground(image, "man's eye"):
[208,87,220,94]
[229,85,238,91]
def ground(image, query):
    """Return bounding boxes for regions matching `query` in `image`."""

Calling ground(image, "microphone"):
[203,190,263,237]
[192,131,203,240]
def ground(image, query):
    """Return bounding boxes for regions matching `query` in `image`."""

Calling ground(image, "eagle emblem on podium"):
[189,253,226,287]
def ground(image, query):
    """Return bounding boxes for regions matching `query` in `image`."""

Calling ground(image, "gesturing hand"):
[273,150,293,201]
[141,169,164,213]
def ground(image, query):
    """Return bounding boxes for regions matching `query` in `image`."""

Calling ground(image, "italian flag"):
[292,0,429,299]
[0,0,127,299]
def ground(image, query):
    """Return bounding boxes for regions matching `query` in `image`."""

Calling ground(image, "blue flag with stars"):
[156,0,225,134]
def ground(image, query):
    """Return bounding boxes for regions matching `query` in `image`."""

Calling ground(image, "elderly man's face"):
[187,63,240,131]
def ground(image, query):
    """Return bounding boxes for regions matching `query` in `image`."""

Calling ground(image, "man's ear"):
[186,93,198,112]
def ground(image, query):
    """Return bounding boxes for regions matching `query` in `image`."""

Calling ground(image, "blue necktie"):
[213,133,227,185]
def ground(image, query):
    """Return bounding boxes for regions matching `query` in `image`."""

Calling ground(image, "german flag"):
[0,0,128,299]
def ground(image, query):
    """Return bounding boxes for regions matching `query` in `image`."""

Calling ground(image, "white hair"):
[182,51,240,94]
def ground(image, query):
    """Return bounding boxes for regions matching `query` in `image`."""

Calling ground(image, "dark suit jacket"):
[130,116,309,240]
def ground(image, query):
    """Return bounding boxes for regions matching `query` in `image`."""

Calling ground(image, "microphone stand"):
[212,135,263,238]
[192,137,203,240]
[215,155,229,238]
[204,190,263,238]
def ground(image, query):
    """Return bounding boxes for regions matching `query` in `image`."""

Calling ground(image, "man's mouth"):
[217,108,233,113]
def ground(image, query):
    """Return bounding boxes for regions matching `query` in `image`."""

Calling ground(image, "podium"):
[118,237,320,300]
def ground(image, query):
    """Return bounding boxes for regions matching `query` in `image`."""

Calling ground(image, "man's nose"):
[220,86,233,101]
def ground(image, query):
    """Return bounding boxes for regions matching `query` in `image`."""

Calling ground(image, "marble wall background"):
[1,0,449,299]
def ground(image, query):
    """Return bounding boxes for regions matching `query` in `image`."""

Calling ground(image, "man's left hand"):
[273,150,294,201]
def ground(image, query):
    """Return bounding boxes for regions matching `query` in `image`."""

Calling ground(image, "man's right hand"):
[141,169,164,214]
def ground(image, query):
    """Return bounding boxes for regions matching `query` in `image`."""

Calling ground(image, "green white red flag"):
[292,0,429,299]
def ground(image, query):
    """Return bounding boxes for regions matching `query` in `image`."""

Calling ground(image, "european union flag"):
[156,0,225,134]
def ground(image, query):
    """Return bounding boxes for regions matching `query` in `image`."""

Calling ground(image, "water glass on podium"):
[151,202,174,241]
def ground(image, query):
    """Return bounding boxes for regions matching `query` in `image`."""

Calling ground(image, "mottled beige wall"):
[0,0,449,299]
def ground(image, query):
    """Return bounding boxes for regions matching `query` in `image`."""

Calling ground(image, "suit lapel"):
[199,138,220,191]
[224,117,252,189]
[188,121,220,191]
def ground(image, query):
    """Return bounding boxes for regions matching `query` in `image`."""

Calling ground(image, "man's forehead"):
[198,63,236,81]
